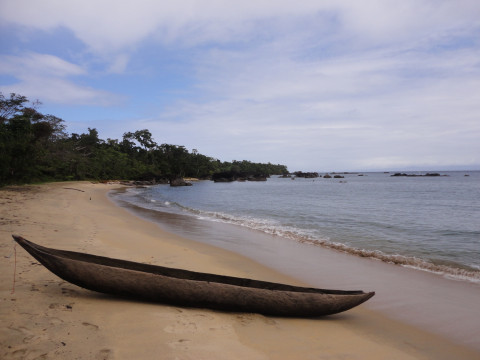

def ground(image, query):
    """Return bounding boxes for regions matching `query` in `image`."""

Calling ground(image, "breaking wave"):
[115,186,480,285]
[166,202,480,284]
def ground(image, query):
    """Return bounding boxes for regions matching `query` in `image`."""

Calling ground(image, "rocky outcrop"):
[213,177,235,183]
[247,175,267,181]
[119,179,164,186]
[293,171,319,178]
[170,178,193,186]
[391,173,447,177]
[212,171,268,182]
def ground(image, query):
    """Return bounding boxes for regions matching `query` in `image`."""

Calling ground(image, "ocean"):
[111,170,480,284]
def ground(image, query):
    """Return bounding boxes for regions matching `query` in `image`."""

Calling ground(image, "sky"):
[1,0,479,172]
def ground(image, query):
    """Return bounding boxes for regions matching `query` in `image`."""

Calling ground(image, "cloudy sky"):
[1,0,479,171]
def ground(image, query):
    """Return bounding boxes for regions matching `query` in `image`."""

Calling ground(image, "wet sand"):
[113,189,480,350]
[1,181,479,359]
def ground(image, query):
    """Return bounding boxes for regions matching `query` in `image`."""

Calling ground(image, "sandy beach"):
[1,182,479,360]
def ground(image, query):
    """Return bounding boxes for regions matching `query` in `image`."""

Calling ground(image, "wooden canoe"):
[12,235,374,317]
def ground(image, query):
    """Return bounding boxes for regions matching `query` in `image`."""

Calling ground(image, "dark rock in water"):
[213,177,235,183]
[134,180,156,185]
[323,174,332,178]
[248,175,267,181]
[391,172,447,177]
[120,180,158,186]
[212,171,239,182]
[293,171,319,178]
[170,178,192,187]
[333,175,344,178]
[212,171,268,182]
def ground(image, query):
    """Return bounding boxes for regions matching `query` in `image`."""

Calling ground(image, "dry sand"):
[1,181,478,359]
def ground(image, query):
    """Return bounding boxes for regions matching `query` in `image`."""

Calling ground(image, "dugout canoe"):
[12,235,374,317]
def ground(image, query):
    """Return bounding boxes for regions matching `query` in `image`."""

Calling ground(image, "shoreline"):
[1,181,479,359]
[114,175,480,284]
[112,185,480,351]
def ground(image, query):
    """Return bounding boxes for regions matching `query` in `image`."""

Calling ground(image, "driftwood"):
[12,235,374,317]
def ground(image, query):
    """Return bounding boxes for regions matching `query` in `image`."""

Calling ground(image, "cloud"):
[0,52,121,105]
[134,32,480,170]
[0,52,85,77]
[1,0,479,170]
[335,0,480,43]
[0,77,120,106]
[2,1,478,52]
[107,54,131,74]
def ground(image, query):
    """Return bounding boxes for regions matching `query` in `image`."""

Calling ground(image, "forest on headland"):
[0,93,288,186]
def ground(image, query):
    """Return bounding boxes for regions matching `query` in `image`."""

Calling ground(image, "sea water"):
[112,171,480,284]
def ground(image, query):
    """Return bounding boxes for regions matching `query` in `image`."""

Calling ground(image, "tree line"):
[0,92,288,185]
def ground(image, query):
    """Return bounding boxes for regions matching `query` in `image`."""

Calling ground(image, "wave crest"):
[299,238,480,283]
[182,206,480,283]
[120,189,480,284]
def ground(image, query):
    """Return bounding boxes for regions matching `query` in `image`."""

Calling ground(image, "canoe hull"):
[12,235,374,317]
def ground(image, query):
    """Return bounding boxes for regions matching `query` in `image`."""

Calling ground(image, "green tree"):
[1,92,288,185]
[0,92,56,183]
[0,93,29,122]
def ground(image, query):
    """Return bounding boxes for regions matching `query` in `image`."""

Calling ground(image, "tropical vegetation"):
[0,92,288,185]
